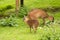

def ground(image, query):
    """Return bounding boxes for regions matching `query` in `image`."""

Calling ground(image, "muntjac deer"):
[28,8,54,25]
[23,16,39,33]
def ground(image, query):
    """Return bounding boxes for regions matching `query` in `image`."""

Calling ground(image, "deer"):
[27,8,54,26]
[23,16,39,33]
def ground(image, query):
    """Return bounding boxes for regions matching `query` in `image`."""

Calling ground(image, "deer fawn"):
[23,16,39,33]
[28,8,54,25]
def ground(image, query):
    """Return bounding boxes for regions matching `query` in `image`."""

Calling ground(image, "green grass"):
[0,0,15,9]
[0,26,60,40]
[0,0,60,40]
[24,0,60,9]
[0,0,60,9]
[0,12,60,40]
[0,21,60,40]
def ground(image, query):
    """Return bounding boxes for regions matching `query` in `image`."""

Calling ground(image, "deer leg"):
[42,18,45,26]
[33,25,36,33]
[30,26,32,33]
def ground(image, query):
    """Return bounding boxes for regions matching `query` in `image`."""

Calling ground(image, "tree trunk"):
[20,0,24,7]
[16,0,19,14]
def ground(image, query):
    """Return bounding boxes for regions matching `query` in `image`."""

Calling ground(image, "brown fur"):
[23,16,39,33]
[28,8,54,25]
[28,9,49,19]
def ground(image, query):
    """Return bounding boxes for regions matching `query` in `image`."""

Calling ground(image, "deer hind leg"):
[33,25,37,33]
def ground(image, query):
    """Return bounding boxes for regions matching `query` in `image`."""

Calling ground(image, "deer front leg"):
[30,26,32,33]
[42,18,45,26]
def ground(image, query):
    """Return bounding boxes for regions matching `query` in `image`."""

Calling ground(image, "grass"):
[0,0,60,40]
[0,22,60,40]
[0,12,60,40]
[0,0,15,9]
[24,0,60,9]
[0,0,60,10]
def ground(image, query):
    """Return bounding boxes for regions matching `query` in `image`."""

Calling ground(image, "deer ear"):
[23,15,25,21]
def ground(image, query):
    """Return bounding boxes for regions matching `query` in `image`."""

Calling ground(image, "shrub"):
[39,33,60,40]
[0,5,13,12]
[0,16,19,27]
[18,6,28,18]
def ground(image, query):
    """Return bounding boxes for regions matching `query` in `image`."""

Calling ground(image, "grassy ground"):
[24,0,60,9]
[0,0,60,40]
[0,0,15,9]
[0,25,60,40]
[0,12,60,40]
[0,0,60,9]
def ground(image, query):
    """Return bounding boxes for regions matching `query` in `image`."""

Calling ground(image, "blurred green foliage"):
[0,16,19,27]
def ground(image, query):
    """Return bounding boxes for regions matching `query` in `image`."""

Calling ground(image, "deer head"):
[48,16,54,22]
[23,15,29,22]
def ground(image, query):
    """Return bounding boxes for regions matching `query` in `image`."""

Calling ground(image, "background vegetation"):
[0,0,60,40]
